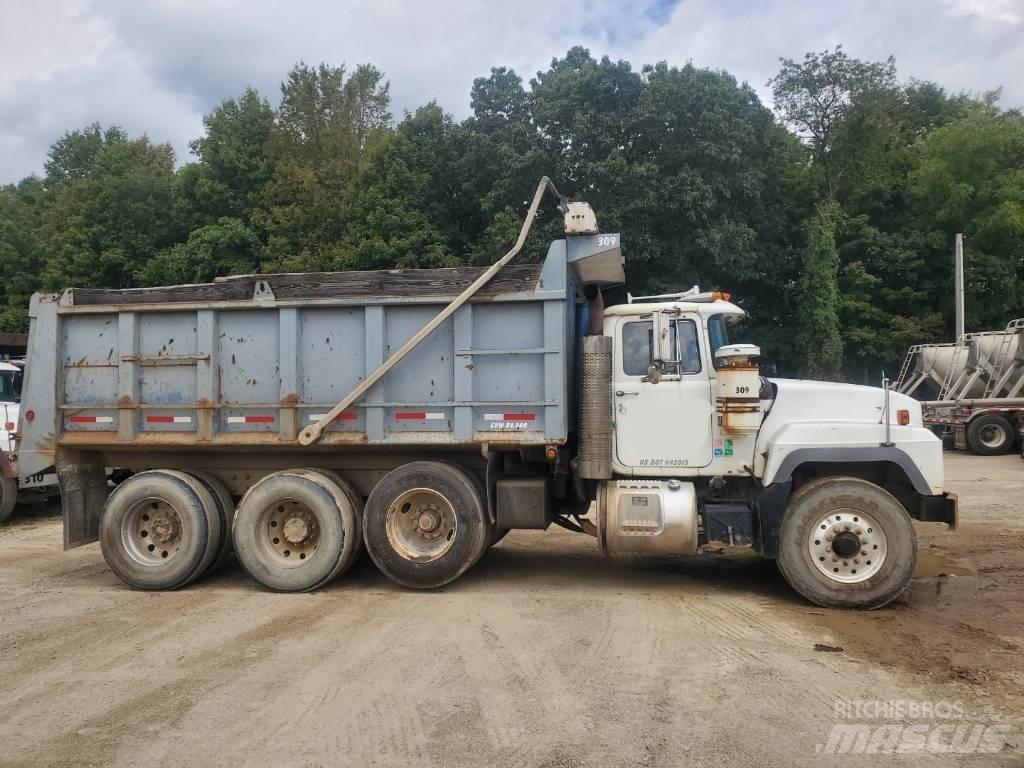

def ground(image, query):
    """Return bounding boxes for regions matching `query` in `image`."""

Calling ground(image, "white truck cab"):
[1,361,25,521]
[594,295,955,607]
[605,300,944,493]
[2,360,59,521]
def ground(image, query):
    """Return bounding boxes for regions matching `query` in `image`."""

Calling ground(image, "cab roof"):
[604,299,745,319]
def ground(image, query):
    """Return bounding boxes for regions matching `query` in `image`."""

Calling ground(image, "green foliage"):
[1,50,1021,383]
[255,62,392,272]
[769,46,898,200]
[44,124,129,187]
[911,109,1024,330]
[41,133,181,291]
[186,88,275,223]
[0,179,44,331]
[797,203,843,380]
[138,218,262,285]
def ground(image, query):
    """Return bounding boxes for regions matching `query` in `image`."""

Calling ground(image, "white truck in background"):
[2,360,60,521]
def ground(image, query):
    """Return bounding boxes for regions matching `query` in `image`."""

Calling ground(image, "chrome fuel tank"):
[597,479,698,554]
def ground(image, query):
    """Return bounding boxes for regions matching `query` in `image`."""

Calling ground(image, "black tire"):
[776,476,917,609]
[0,476,16,523]
[313,469,365,578]
[966,414,1015,455]
[187,471,236,573]
[99,470,220,590]
[233,469,361,592]
[364,461,488,589]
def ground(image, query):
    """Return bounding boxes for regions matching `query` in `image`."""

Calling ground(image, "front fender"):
[757,422,944,495]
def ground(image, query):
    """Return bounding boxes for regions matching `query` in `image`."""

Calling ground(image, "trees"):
[186,88,275,224]
[0,51,1020,381]
[769,47,898,201]
[767,46,1008,380]
[40,130,182,291]
[0,179,44,332]
[796,203,843,379]
[255,62,392,271]
[912,108,1024,331]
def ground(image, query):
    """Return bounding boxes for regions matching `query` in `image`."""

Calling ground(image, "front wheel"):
[777,477,917,609]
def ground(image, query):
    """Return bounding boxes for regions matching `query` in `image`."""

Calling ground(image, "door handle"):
[615,390,639,397]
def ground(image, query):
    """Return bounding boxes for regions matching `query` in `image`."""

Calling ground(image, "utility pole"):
[954,233,965,340]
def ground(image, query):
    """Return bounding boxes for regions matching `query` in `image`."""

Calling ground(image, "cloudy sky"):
[1,0,1021,183]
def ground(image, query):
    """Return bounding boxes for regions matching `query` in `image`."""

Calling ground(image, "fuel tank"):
[597,479,698,554]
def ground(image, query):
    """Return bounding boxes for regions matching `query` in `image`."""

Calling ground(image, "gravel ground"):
[0,452,1021,767]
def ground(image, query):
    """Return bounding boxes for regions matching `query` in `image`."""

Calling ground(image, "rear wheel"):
[364,461,488,589]
[0,476,16,523]
[99,470,220,590]
[232,469,361,592]
[187,471,236,574]
[966,414,1014,455]
[777,476,916,609]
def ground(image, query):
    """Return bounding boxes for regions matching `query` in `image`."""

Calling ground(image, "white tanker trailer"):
[895,319,1024,454]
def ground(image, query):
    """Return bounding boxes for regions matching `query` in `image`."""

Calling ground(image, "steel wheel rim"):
[807,507,887,584]
[979,424,1005,449]
[121,497,183,566]
[257,497,321,567]
[386,488,457,563]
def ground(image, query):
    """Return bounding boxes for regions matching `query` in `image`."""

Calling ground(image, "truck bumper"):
[913,491,958,529]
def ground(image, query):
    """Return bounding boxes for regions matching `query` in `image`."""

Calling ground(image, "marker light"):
[897,409,910,426]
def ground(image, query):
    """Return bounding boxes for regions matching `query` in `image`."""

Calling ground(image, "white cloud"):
[941,0,1023,25]
[1,0,1021,183]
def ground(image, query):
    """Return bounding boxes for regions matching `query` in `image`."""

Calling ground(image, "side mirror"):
[645,363,663,385]
[652,310,674,365]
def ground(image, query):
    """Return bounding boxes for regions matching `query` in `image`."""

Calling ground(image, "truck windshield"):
[0,370,20,402]
[708,315,730,357]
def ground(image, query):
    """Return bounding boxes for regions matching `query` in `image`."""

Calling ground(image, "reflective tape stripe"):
[146,416,192,424]
[309,413,358,421]
[483,413,536,421]
[68,415,114,424]
[227,415,275,424]
[395,412,445,420]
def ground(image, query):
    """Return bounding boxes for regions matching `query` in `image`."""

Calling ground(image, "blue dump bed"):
[20,239,596,455]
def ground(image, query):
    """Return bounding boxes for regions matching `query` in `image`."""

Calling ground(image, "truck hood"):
[756,378,943,495]
[1,401,17,452]
[766,378,922,426]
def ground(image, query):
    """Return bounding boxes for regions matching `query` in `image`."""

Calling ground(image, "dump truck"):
[895,319,1024,454]
[9,179,957,608]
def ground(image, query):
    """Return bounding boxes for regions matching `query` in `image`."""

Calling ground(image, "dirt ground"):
[1,453,1021,767]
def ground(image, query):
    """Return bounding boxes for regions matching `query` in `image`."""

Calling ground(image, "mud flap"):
[57,455,109,549]
[753,481,792,559]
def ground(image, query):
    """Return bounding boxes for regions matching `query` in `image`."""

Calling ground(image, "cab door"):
[612,313,713,473]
